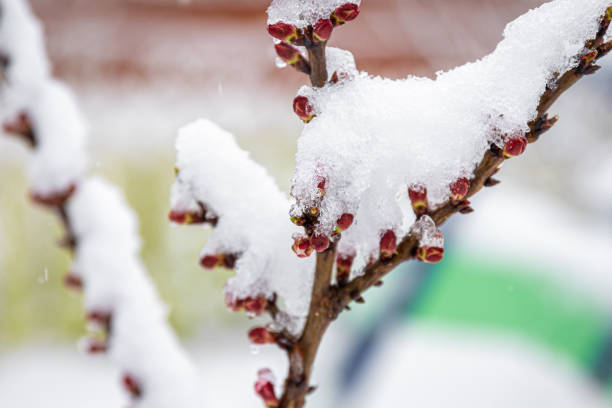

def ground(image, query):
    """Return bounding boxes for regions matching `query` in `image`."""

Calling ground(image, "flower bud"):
[309,206,320,217]
[200,254,220,269]
[336,213,354,233]
[267,22,304,45]
[450,177,470,204]
[293,96,315,123]
[248,327,276,345]
[274,43,311,75]
[417,246,444,263]
[379,230,397,259]
[408,184,427,215]
[3,111,34,144]
[255,369,279,408]
[502,136,527,158]
[336,251,354,286]
[86,310,112,332]
[244,296,269,316]
[168,209,206,225]
[331,3,360,25]
[84,338,107,354]
[122,373,142,398]
[311,233,330,252]
[63,272,83,290]
[30,184,76,207]
[290,215,306,226]
[312,19,333,43]
[292,235,313,258]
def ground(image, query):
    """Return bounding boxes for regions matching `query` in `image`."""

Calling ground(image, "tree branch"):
[276,8,611,408]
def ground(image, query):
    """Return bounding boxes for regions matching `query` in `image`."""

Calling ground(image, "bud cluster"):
[290,175,355,258]
[268,3,360,76]
[199,253,237,270]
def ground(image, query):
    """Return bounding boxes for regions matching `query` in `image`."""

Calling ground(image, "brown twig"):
[275,8,611,408]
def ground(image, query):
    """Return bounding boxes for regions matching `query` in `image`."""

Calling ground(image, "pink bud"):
[248,327,276,345]
[336,213,354,232]
[450,177,470,204]
[293,96,315,123]
[313,19,333,43]
[267,22,303,45]
[292,236,313,258]
[122,373,142,398]
[503,137,527,158]
[331,3,360,25]
[379,230,397,259]
[311,233,330,252]
[255,369,279,407]
[408,184,428,215]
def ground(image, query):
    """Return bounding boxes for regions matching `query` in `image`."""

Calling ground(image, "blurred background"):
[1,0,611,406]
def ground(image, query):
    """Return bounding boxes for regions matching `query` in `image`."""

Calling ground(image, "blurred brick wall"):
[30,0,546,88]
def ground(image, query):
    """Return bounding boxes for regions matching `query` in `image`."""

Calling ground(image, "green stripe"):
[410,251,609,370]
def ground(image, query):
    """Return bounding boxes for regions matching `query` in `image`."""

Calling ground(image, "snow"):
[267,0,361,28]
[290,0,609,269]
[171,119,315,334]
[25,80,88,197]
[0,0,49,89]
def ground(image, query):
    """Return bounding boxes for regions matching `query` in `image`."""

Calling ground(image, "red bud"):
[293,96,315,123]
[85,338,108,354]
[417,246,444,263]
[379,230,397,259]
[503,137,527,158]
[30,184,76,207]
[450,178,470,204]
[408,184,428,215]
[311,233,330,252]
[3,111,35,146]
[63,272,83,290]
[200,254,221,269]
[267,22,302,44]
[255,369,278,408]
[244,296,268,316]
[168,209,205,225]
[290,215,306,226]
[275,43,311,75]
[248,327,276,345]
[292,236,313,258]
[336,252,354,286]
[309,206,320,217]
[336,213,354,232]
[86,310,112,330]
[313,19,333,43]
[331,3,360,25]
[122,373,142,398]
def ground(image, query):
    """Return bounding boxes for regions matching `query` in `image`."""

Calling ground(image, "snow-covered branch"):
[170,119,315,336]
[0,1,202,406]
